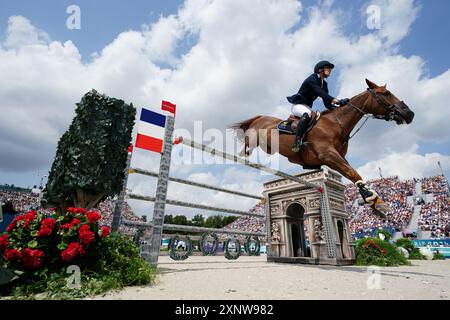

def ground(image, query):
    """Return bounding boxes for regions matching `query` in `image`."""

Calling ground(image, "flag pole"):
[142,101,176,266]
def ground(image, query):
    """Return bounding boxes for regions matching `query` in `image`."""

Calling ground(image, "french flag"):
[135,101,176,153]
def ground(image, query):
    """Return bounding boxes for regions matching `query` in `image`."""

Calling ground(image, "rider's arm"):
[309,81,336,110]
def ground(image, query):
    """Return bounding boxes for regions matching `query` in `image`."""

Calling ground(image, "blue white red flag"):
[135,101,176,153]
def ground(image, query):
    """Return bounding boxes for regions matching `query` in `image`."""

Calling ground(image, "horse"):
[229,79,415,219]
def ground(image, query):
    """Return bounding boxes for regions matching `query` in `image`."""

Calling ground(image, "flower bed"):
[0,208,155,299]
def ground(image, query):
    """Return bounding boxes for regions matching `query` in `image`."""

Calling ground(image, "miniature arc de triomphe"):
[264,168,356,265]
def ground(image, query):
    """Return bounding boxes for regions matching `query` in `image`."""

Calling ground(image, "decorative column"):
[142,115,175,266]
[319,182,337,258]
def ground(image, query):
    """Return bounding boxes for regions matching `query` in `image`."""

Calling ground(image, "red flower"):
[79,224,90,232]
[79,229,95,245]
[0,234,8,252]
[37,218,56,237]
[4,248,22,261]
[60,223,72,230]
[60,218,81,230]
[77,208,87,214]
[6,216,24,233]
[67,207,77,213]
[381,249,387,254]
[24,211,38,228]
[100,226,110,238]
[24,210,37,220]
[61,242,86,262]
[86,211,101,223]
[21,248,44,269]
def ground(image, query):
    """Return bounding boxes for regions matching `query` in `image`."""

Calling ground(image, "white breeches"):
[291,104,312,117]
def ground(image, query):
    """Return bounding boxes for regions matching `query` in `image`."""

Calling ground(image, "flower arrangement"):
[0,207,110,270]
[356,237,410,266]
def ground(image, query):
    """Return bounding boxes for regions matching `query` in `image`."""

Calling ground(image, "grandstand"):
[1,175,448,240]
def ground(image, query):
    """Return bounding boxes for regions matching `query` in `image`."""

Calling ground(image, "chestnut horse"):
[230,79,415,219]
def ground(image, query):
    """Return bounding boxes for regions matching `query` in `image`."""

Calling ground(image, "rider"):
[287,60,347,152]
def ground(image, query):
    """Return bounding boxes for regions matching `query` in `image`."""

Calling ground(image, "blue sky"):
[0,0,449,191]
[1,0,449,77]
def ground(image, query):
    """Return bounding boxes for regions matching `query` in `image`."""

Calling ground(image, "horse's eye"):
[383,91,391,96]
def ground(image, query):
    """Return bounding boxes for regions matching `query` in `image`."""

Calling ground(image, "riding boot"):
[356,181,376,203]
[292,113,310,152]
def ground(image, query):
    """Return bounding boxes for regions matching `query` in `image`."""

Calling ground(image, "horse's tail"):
[228,115,262,142]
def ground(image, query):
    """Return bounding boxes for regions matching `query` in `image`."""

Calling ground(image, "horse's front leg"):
[322,150,389,219]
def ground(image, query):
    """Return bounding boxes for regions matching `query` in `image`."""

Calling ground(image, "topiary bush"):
[394,238,425,260]
[356,237,410,266]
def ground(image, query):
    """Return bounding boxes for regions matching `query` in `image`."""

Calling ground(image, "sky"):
[0,0,449,217]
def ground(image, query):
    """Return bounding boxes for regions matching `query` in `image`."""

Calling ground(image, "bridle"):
[336,88,403,140]
[366,88,398,121]
[346,89,397,121]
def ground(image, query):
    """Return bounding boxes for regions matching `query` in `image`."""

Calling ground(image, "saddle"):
[277,111,321,135]
[277,111,322,170]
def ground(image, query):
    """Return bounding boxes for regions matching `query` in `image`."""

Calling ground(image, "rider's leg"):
[291,104,312,152]
[355,180,378,204]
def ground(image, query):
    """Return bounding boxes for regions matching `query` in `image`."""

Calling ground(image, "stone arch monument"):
[265,169,355,265]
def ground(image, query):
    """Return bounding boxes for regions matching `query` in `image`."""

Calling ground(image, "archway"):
[286,203,309,257]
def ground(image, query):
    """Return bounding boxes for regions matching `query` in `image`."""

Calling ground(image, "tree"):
[173,215,188,226]
[192,214,205,227]
[204,215,224,228]
[164,215,174,224]
[42,89,136,212]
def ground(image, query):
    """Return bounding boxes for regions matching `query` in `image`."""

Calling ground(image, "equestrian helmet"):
[314,60,335,73]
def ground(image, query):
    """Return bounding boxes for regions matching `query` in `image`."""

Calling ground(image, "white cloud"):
[4,16,51,49]
[375,0,420,46]
[0,0,449,215]
[356,145,450,180]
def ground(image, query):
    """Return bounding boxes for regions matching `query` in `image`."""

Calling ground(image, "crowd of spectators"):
[0,190,40,213]
[418,175,449,238]
[0,189,144,235]
[347,176,415,236]
[225,201,265,234]
[93,198,143,235]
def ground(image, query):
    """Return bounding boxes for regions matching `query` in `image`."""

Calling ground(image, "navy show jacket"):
[287,73,336,110]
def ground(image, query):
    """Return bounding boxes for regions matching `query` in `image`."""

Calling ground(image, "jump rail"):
[127,193,265,218]
[129,167,261,200]
[177,137,323,192]
[122,219,265,237]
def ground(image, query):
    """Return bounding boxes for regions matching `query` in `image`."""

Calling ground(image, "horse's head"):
[365,79,414,125]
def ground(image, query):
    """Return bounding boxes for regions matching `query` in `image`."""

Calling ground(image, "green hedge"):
[433,252,445,260]
[394,238,425,260]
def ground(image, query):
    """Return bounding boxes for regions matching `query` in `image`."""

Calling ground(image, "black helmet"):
[314,60,335,73]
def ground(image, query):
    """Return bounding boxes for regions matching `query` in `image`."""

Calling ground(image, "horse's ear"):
[365,79,379,89]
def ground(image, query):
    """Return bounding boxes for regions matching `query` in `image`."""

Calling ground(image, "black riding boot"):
[292,113,310,152]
